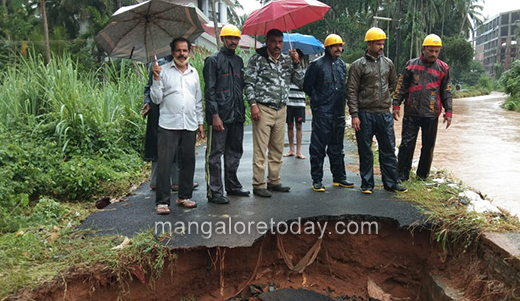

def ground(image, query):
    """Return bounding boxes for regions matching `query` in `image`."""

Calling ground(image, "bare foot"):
[296,153,306,159]
[283,152,295,157]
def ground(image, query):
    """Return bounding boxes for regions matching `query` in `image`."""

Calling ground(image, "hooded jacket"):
[346,52,397,118]
[303,52,347,117]
[203,47,245,125]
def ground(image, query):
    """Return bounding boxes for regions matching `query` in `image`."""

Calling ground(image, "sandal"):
[296,154,306,159]
[176,199,197,208]
[155,204,170,215]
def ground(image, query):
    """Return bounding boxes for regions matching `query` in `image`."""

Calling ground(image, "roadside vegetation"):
[501,60,520,112]
[399,171,520,249]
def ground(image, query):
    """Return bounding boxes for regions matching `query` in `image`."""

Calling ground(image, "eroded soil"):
[9,220,518,301]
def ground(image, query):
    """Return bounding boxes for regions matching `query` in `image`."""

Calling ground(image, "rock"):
[432,178,445,184]
[95,197,111,209]
[459,198,470,205]
[459,190,501,213]
[468,199,501,214]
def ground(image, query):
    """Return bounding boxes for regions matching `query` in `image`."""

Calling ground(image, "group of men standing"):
[144,24,452,215]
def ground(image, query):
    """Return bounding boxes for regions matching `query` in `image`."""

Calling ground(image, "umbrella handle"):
[286,30,293,51]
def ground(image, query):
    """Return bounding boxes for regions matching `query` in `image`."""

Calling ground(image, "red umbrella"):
[241,0,330,36]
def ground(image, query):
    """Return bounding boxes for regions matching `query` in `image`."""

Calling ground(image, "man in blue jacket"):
[303,34,354,192]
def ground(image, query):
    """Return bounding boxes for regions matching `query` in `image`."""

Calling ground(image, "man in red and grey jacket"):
[392,34,453,182]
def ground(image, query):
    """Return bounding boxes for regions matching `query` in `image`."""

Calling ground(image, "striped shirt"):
[288,83,306,107]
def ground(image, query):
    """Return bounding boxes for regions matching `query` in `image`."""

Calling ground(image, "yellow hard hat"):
[220,24,241,38]
[422,34,442,47]
[324,34,345,47]
[364,27,387,41]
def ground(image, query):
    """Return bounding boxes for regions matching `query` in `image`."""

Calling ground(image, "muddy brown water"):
[12,220,518,301]
[394,92,520,218]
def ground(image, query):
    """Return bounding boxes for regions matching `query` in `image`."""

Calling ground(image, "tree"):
[226,0,243,27]
[459,60,485,86]
[40,0,51,62]
[210,0,220,48]
[438,35,473,81]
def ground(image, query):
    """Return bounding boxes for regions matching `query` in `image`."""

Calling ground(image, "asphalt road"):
[79,116,424,248]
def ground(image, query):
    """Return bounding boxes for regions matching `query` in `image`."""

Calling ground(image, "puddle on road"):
[16,219,519,301]
[394,94,520,217]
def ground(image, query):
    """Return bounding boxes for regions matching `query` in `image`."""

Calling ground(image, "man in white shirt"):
[150,37,204,214]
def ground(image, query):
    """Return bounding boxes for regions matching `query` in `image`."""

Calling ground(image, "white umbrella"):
[95,0,208,63]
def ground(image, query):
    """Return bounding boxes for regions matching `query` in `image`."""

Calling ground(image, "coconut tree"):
[455,0,484,37]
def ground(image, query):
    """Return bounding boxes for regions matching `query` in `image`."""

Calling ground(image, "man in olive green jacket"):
[346,27,407,194]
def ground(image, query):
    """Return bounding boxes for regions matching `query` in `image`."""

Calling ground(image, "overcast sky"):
[478,0,520,19]
[237,0,261,15]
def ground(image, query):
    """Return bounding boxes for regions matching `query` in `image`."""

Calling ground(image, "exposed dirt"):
[7,220,518,301]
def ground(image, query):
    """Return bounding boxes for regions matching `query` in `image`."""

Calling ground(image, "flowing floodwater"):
[394,92,520,218]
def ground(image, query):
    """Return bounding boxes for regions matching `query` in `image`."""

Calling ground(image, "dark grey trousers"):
[205,122,244,198]
[156,127,196,205]
[355,112,400,190]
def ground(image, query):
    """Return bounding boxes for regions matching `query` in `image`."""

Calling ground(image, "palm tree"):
[455,0,483,37]
[40,0,51,62]
[226,0,244,26]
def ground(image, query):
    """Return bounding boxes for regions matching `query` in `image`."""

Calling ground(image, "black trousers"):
[309,116,347,182]
[355,112,399,190]
[205,122,244,198]
[156,127,196,205]
[398,115,439,180]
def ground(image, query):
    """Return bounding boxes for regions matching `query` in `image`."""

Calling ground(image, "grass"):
[0,200,175,299]
[453,89,491,98]
[398,170,520,249]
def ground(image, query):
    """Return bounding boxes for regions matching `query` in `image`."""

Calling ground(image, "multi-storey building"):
[474,9,519,76]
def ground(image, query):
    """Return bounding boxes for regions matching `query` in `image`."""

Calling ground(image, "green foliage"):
[458,60,485,87]
[438,36,474,81]
[500,60,520,111]
[0,53,148,233]
[493,62,504,80]
[344,49,365,64]
[400,170,520,250]
[477,75,492,90]
[0,200,173,299]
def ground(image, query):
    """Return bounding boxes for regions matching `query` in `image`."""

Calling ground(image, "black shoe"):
[312,182,325,192]
[253,188,272,198]
[385,185,408,193]
[311,182,325,192]
[208,195,230,204]
[267,184,291,192]
[332,179,354,188]
[361,188,373,194]
[227,189,250,196]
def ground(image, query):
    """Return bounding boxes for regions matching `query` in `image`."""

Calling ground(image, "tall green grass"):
[0,53,150,232]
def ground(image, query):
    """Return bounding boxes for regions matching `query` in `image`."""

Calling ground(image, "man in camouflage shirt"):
[244,29,304,197]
